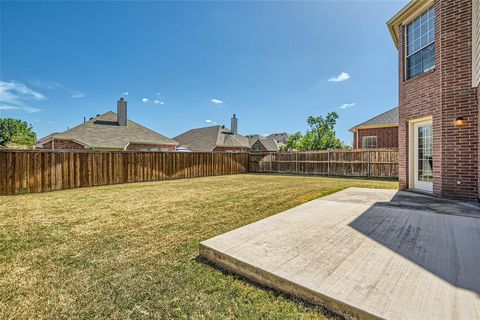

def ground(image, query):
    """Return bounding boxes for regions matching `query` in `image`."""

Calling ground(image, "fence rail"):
[249,149,398,178]
[0,149,398,195]
[0,150,249,195]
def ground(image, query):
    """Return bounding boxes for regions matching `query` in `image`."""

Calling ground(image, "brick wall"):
[398,0,443,195]
[439,0,478,199]
[397,0,479,200]
[125,144,176,151]
[41,140,87,150]
[353,127,398,149]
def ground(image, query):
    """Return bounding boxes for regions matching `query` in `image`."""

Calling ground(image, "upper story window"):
[406,7,435,80]
[362,136,377,149]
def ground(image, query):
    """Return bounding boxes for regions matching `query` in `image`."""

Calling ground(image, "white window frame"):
[405,6,435,80]
[362,136,377,149]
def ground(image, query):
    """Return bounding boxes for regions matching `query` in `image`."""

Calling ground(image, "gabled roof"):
[173,125,250,152]
[266,132,290,141]
[350,107,399,132]
[37,111,178,149]
[387,0,434,48]
[255,138,284,152]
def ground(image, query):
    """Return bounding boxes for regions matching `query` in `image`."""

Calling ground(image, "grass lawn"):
[0,174,397,319]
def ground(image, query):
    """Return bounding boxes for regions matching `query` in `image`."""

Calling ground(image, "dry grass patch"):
[0,174,397,319]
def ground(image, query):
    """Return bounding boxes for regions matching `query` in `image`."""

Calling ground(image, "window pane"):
[363,136,377,149]
[418,125,433,182]
[406,7,435,79]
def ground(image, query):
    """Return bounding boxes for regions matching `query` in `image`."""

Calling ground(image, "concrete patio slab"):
[200,188,480,320]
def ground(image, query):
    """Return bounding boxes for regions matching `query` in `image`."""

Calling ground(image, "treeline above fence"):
[0,150,249,195]
[249,149,398,178]
[0,149,398,195]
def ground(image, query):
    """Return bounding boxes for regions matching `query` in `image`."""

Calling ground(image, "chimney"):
[117,98,127,126]
[231,114,238,135]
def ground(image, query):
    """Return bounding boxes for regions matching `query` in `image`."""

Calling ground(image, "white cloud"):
[156,93,162,96]
[71,92,85,98]
[22,107,43,113]
[0,106,19,111]
[339,102,355,109]
[205,119,217,124]
[122,92,129,96]
[154,100,165,104]
[0,80,45,113]
[328,72,351,82]
[32,80,84,98]
[0,80,46,102]
[210,98,223,105]
[0,105,43,113]
[142,98,149,103]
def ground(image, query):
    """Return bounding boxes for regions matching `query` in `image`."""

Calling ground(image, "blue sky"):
[0,0,407,144]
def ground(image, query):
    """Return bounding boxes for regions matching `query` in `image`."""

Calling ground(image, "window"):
[252,142,262,151]
[362,136,377,149]
[406,7,435,79]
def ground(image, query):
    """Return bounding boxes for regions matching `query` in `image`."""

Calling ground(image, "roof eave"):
[350,124,399,132]
[387,0,434,49]
[128,141,179,146]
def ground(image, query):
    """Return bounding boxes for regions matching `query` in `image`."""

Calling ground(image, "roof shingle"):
[38,111,177,149]
[349,107,399,131]
[174,125,250,151]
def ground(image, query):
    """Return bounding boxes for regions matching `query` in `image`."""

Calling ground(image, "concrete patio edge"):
[199,243,381,320]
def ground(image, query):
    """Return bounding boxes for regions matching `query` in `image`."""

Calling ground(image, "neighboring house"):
[36,98,178,151]
[174,115,250,152]
[350,107,399,149]
[248,136,284,152]
[266,132,290,144]
[388,0,479,200]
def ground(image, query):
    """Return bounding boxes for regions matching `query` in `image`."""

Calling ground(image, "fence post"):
[295,152,298,174]
[270,152,273,173]
[327,149,330,176]
[367,149,370,178]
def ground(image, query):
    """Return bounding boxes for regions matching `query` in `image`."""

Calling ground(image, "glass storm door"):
[413,121,433,192]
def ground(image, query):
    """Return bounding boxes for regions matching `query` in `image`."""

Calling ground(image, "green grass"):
[0,174,397,319]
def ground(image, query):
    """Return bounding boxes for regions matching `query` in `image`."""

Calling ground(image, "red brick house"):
[36,98,178,151]
[350,107,398,149]
[388,0,479,200]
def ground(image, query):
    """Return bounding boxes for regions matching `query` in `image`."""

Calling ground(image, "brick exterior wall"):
[397,0,479,200]
[41,140,87,150]
[353,127,399,149]
[125,144,176,151]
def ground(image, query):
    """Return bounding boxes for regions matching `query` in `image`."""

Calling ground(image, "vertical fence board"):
[249,149,398,179]
[0,150,250,194]
[0,149,394,196]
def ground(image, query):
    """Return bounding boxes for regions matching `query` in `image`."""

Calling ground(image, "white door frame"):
[408,117,433,192]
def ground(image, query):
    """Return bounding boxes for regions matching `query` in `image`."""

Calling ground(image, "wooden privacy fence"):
[249,149,398,178]
[0,150,249,195]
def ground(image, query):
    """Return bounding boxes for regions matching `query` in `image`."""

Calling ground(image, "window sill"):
[404,68,436,84]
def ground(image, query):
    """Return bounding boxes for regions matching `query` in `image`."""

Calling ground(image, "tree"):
[280,112,345,151]
[280,131,303,152]
[302,113,343,150]
[0,118,37,147]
